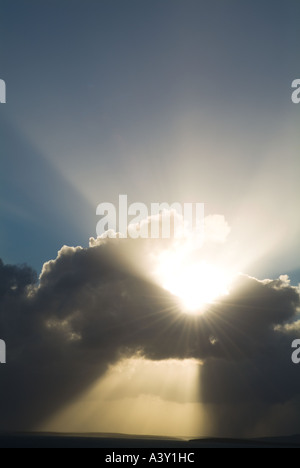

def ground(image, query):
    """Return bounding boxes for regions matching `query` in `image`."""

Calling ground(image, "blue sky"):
[1,0,300,280]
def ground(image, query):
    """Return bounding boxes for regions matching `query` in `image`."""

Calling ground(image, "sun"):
[155,250,233,314]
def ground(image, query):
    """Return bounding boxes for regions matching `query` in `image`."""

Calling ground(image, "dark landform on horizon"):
[1,432,300,448]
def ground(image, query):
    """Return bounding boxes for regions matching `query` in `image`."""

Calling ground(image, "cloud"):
[0,259,37,297]
[94,210,230,247]
[204,214,231,243]
[0,235,300,436]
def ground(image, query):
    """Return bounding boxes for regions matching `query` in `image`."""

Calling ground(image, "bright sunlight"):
[155,248,233,314]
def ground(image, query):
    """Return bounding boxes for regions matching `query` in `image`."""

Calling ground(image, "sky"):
[1,0,300,438]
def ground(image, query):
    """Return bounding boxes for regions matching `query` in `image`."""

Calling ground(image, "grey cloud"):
[0,239,299,435]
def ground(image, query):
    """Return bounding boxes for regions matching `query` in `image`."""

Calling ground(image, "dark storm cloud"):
[0,259,37,297]
[0,239,299,434]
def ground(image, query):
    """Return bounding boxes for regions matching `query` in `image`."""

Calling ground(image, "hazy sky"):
[1,0,299,278]
[1,1,300,438]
